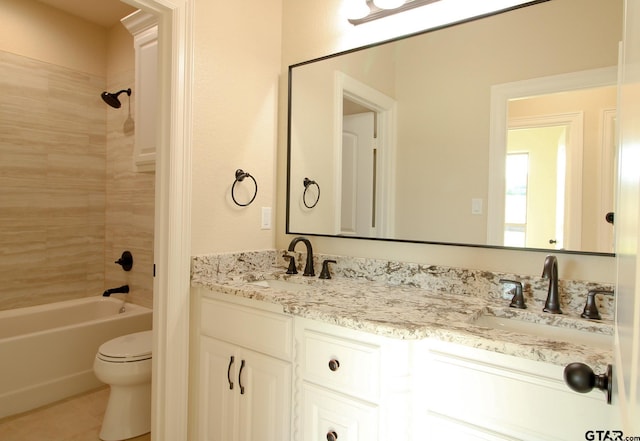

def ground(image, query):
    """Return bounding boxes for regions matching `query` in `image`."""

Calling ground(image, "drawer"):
[301,328,380,401]
[302,382,378,441]
[200,298,293,361]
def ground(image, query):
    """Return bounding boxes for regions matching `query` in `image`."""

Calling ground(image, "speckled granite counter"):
[191,250,615,372]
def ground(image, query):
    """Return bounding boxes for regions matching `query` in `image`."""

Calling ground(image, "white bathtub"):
[0,297,152,419]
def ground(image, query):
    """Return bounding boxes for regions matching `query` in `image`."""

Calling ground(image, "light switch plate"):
[471,198,483,215]
[261,207,272,229]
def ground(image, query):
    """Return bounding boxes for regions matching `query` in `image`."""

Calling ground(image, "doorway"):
[334,72,397,238]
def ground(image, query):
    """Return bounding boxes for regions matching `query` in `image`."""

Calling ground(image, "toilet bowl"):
[93,330,152,441]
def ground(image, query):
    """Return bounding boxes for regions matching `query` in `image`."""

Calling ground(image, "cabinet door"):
[237,348,292,441]
[302,382,378,441]
[198,336,240,441]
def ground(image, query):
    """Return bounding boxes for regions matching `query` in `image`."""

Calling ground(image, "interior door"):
[341,112,376,236]
[614,0,640,433]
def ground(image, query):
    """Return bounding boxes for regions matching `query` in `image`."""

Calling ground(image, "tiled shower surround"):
[0,50,154,311]
[191,249,615,320]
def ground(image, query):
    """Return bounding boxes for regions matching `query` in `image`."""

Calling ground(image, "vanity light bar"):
[348,0,442,26]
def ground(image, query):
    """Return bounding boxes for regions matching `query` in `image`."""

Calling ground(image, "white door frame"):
[123,1,193,440]
[504,112,584,250]
[334,71,397,238]
[487,67,617,246]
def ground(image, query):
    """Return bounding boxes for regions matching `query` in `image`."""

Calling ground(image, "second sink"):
[473,308,613,350]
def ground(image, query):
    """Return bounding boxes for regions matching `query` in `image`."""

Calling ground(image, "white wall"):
[277,0,620,282]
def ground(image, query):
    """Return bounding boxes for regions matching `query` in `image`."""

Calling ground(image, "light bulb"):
[373,0,406,9]
[346,0,371,19]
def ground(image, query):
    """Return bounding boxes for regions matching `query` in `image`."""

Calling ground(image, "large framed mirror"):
[287,0,621,255]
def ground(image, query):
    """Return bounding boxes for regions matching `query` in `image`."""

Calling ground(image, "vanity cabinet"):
[417,340,620,441]
[294,318,413,441]
[192,286,619,441]
[195,294,293,441]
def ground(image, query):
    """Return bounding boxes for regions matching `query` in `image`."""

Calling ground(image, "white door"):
[341,112,376,236]
[614,0,640,434]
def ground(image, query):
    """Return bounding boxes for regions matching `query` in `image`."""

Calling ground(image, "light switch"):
[261,207,272,229]
[471,198,483,215]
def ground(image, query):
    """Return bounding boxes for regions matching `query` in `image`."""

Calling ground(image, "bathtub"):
[0,296,152,419]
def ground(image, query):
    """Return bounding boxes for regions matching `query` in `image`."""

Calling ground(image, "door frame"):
[124,0,193,440]
[488,66,617,246]
[333,71,397,238]
[504,112,584,250]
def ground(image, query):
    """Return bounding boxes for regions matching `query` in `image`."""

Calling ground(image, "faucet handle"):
[319,260,337,279]
[581,289,613,320]
[499,279,526,309]
[283,253,298,275]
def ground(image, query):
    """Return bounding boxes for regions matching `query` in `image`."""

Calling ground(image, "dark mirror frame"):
[286,0,615,258]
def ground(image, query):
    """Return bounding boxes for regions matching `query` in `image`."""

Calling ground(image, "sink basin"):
[474,311,613,349]
[249,279,313,293]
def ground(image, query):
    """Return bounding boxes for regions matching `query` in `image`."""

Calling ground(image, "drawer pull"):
[239,359,246,395]
[326,430,338,441]
[328,359,340,371]
[227,356,234,390]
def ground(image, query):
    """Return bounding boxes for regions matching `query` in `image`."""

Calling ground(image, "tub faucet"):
[287,237,315,276]
[541,255,562,314]
[103,285,129,297]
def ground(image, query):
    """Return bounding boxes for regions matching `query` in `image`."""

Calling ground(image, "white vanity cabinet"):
[416,340,620,441]
[294,318,413,441]
[194,294,293,441]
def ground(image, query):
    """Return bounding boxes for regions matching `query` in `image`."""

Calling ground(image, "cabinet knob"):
[564,362,612,404]
[326,430,338,441]
[328,359,340,371]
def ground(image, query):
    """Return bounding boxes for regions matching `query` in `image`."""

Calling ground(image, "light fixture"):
[348,0,441,25]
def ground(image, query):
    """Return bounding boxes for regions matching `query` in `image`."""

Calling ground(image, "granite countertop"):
[192,268,614,372]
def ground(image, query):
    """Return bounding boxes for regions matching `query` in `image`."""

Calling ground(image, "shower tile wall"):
[0,51,106,311]
[0,50,155,311]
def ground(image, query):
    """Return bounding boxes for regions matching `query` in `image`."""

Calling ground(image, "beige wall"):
[278,0,619,282]
[0,0,154,309]
[189,0,282,255]
[0,0,106,76]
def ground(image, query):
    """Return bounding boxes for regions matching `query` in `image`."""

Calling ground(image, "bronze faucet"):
[287,237,315,276]
[541,255,562,314]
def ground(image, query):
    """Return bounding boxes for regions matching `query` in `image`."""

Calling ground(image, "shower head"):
[101,88,131,109]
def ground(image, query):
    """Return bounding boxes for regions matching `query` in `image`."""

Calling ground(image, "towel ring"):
[231,169,258,207]
[303,177,320,209]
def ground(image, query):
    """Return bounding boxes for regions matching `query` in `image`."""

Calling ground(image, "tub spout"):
[103,285,129,297]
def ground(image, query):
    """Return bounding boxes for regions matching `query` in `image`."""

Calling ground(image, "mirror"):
[287,0,621,254]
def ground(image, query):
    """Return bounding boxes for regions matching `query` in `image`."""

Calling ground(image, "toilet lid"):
[98,330,152,362]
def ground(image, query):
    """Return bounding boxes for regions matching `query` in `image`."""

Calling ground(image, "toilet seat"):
[98,330,152,363]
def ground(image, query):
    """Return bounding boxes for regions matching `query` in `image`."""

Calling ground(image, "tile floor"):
[0,387,151,441]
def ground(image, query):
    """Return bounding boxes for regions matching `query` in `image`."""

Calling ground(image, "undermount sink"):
[473,309,613,349]
[249,279,313,293]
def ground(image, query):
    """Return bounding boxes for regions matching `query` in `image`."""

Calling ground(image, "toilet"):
[93,330,153,441]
